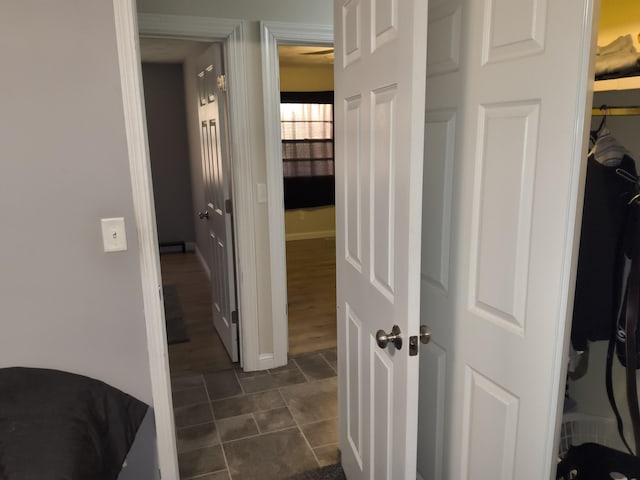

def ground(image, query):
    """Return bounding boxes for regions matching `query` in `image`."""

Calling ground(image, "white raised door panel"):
[418,0,595,478]
[335,0,428,478]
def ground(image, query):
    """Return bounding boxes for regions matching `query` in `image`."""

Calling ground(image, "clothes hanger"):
[590,105,608,143]
[616,168,640,185]
[588,105,608,155]
[615,168,640,205]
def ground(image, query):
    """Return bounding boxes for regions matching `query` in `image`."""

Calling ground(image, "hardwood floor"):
[161,253,235,376]
[285,237,337,356]
[160,236,336,372]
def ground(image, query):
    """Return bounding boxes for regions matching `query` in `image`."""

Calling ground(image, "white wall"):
[149,0,334,358]
[0,1,157,474]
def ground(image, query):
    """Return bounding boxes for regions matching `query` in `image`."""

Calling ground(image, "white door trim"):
[548,0,600,464]
[112,7,261,478]
[260,21,334,367]
[112,3,178,478]
[136,12,262,372]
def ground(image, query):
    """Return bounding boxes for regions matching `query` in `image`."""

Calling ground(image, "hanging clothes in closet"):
[558,109,640,479]
[571,121,638,355]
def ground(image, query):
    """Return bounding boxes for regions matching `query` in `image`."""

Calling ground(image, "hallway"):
[161,242,338,479]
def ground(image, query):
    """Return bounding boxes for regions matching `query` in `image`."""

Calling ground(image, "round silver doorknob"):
[376,325,402,350]
[420,325,432,345]
[198,210,209,220]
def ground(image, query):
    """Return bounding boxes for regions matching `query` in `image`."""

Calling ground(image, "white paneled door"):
[335,0,429,478]
[196,44,239,362]
[336,0,595,478]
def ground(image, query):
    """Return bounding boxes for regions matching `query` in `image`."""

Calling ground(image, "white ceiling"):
[138,38,334,67]
[139,38,209,63]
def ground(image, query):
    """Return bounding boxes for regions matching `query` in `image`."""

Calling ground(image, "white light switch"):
[101,217,128,252]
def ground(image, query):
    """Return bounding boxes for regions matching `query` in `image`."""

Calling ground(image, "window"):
[280,91,334,210]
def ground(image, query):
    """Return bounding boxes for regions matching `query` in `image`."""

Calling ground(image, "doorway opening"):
[139,38,236,375]
[278,44,337,356]
[139,36,341,479]
[558,1,640,476]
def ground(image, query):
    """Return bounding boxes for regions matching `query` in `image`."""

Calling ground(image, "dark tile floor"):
[172,349,339,480]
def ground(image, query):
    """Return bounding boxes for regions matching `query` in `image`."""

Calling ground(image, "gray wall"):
[142,63,195,246]
[0,0,157,475]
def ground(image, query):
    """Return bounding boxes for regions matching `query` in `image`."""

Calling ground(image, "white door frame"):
[136,14,261,370]
[260,21,334,367]
[112,3,259,477]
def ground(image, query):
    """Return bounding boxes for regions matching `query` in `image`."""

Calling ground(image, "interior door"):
[334,0,429,478]
[417,0,595,479]
[196,44,239,362]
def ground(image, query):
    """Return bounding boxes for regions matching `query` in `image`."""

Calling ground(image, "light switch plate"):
[101,217,128,252]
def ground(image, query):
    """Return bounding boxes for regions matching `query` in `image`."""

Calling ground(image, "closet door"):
[417,0,596,478]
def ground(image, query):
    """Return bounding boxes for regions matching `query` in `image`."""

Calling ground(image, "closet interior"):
[558,0,640,477]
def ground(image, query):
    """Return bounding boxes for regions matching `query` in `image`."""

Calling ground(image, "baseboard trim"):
[243,353,279,372]
[185,241,196,252]
[285,230,336,242]
[194,245,211,280]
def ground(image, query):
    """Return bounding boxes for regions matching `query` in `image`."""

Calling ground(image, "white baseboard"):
[285,230,335,242]
[194,245,211,280]
[241,353,281,372]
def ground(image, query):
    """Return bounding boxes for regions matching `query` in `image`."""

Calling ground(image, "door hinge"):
[225,198,233,214]
[217,74,227,92]
[231,310,238,324]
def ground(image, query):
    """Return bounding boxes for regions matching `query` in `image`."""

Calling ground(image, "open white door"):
[196,44,239,362]
[335,0,429,478]
[417,0,596,479]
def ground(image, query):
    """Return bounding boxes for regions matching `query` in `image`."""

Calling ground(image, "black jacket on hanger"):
[571,154,637,351]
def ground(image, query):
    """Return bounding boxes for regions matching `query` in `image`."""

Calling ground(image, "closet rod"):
[591,106,640,116]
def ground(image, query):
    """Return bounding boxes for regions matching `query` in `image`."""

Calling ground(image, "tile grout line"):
[296,423,322,468]
[283,383,324,468]
[211,389,289,421]
[319,351,338,375]
[203,379,233,480]
[184,468,229,480]
[220,425,301,445]
[232,367,247,395]
[311,440,339,449]
[291,357,313,383]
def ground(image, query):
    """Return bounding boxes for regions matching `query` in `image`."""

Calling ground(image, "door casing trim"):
[113,7,259,477]
[260,20,334,367]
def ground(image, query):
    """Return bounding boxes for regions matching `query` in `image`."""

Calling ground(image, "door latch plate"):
[409,336,418,356]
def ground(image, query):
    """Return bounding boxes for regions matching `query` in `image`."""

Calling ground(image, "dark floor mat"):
[163,284,189,344]
[288,464,346,480]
